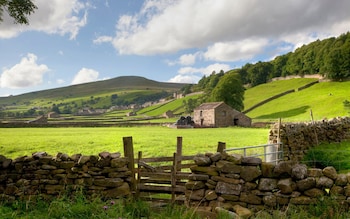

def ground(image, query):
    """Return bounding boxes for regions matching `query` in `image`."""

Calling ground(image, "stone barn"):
[193,102,251,127]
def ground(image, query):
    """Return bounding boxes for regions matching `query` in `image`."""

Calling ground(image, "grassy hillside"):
[0,76,185,105]
[246,80,350,122]
[243,78,318,110]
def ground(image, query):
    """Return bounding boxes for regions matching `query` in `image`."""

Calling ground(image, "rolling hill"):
[0,76,186,105]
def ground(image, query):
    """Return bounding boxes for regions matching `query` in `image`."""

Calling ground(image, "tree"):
[210,72,245,111]
[0,0,37,24]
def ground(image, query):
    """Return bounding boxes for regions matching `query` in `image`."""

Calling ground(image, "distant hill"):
[0,76,186,105]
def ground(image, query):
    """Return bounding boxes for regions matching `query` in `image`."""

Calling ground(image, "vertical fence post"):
[123,136,136,196]
[136,151,142,199]
[176,137,182,172]
[171,152,177,203]
[217,142,226,153]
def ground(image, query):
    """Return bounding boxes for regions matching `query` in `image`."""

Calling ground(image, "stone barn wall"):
[269,117,350,162]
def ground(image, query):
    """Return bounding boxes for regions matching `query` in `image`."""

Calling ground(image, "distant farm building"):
[163,110,174,118]
[193,102,251,127]
[47,112,60,118]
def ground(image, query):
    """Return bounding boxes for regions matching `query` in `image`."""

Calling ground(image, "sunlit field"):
[0,126,269,158]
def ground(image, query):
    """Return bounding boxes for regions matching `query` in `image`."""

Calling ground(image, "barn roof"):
[195,102,225,110]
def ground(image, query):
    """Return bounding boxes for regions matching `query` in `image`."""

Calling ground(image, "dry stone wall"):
[269,117,350,162]
[186,152,350,215]
[0,151,132,202]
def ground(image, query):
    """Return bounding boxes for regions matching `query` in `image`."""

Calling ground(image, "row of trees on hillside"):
[235,32,350,86]
[182,32,350,113]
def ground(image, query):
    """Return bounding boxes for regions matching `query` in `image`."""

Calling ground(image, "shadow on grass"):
[255,105,310,119]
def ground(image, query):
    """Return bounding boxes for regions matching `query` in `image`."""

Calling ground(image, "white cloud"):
[179,63,231,76]
[93,36,113,44]
[204,38,269,62]
[71,68,99,85]
[0,0,89,39]
[56,79,65,84]
[169,63,231,84]
[168,74,200,84]
[100,0,350,61]
[0,53,50,89]
[178,53,197,66]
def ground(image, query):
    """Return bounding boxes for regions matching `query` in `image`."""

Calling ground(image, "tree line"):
[182,32,350,113]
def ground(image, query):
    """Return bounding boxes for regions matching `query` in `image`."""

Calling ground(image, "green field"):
[244,78,318,110]
[247,81,350,122]
[0,126,269,159]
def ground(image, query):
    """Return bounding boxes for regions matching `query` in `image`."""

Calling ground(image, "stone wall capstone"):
[0,151,132,202]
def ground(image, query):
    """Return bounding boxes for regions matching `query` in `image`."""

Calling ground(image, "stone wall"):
[269,117,350,162]
[185,152,350,216]
[0,152,132,202]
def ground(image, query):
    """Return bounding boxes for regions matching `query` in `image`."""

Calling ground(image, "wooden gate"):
[123,136,195,203]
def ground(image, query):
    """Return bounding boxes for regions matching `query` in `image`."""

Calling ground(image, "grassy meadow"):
[246,80,350,122]
[0,126,269,159]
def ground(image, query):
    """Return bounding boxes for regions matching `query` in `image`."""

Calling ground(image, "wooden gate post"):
[217,141,226,153]
[123,136,136,196]
[176,136,183,171]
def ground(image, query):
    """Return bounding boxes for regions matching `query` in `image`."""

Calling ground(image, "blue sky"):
[0,0,349,97]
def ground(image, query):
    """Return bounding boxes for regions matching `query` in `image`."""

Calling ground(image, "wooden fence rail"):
[123,136,196,203]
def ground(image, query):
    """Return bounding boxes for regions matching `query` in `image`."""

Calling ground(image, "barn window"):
[200,110,203,117]
[222,110,226,116]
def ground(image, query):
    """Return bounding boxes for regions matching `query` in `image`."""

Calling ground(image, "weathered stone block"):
[240,166,261,182]
[330,185,344,196]
[188,174,209,181]
[277,178,296,194]
[296,177,315,191]
[215,160,241,174]
[103,182,130,198]
[110,158,128,168]
[307,168,323,177]
[335,174,348,186]
[94,178,124,187]
[290,196,316,205]
[316,176,334,189]
[304,188,325,197]
[291,164,308,180]
[274,161,293,177]
[215,182,242,195]
[239,192,262,205]
[258,178,278,191]
[263,195,277,207]
[233,204,253,218]
[194,154,212,166]
[210,152,222,162]
[185,181,205,190]
[205,190,217,201]
[186,188,205,200]
[261,162,275,178]
[211,176,240,184]
[241,157,262,166]
[190,165,218,176]
[323,166,337,180]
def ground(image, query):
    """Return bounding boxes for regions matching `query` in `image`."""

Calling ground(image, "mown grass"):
[246,81,350,122]
[0,126,269,159]
[244,78,318,110]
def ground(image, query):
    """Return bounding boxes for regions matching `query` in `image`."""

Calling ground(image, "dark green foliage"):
[235,32,350,87]
[302,141,350,171]
[0,0,37,24]
[210,72,245,111]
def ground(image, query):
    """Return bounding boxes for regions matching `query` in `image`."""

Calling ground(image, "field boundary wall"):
[269,116,350,162]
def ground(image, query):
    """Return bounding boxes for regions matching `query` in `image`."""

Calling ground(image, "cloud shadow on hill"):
[255,105,310,119]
